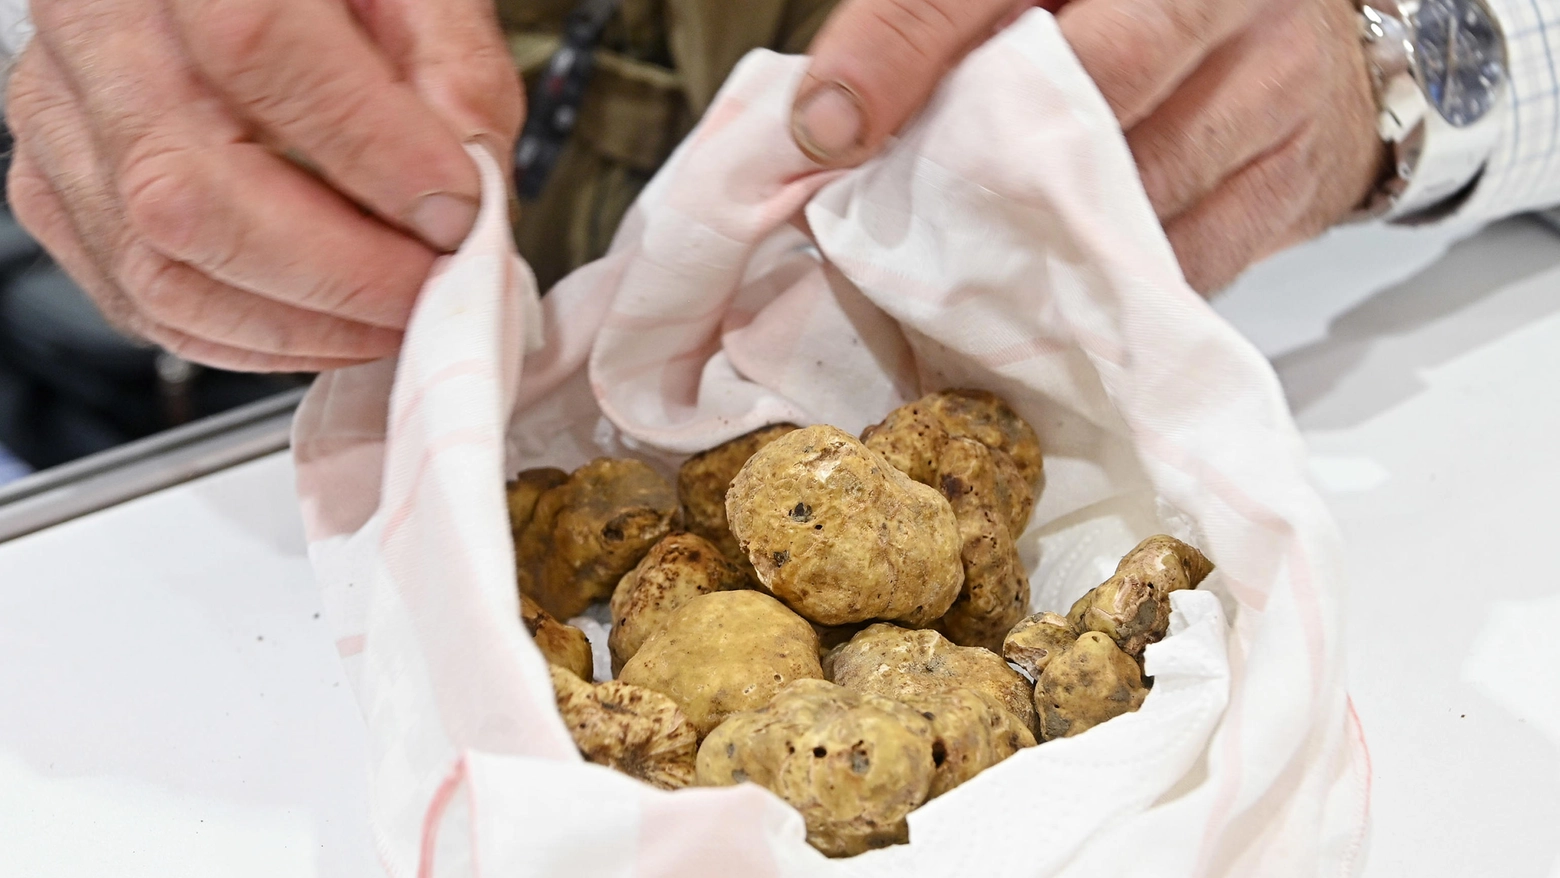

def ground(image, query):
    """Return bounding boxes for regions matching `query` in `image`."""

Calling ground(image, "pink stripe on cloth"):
[419,758,468,878]
[292,361,395,540]
[1340,698,1374,873]
[377,426,499,546]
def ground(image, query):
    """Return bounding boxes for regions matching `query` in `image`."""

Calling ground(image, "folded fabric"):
[294,11,1370,877]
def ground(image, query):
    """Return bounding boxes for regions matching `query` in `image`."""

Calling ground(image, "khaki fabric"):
[499,0,838,290]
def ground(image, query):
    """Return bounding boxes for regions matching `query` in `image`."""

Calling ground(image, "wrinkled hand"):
[7,0,522,371]
[792,0,1383,292]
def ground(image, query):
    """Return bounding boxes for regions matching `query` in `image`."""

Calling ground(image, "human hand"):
[792,0,1384,293]
[6,0,522,371]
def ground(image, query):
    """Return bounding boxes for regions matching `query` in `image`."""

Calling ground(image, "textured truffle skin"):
[515,458,679,620]
[933,437,1032,652]
[725,425,963,627]
[1067,534,1214,658]
[859,402,947,486]
[904,689,1035,798]
[618,590,823,737]
[917,389,1044,495]
[696,679,936,858]
[862,389,1043,532]
[521,594,594,680]
[677,424,798,579]
[608,532,748,673]
[1002,611,1079,680]
[505,468,569,538]
[861,391,1043,649]
[826,623,1037,736]
[1035,632,1148,740]
[550,665,697,790]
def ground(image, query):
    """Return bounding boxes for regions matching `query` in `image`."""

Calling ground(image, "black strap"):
[513,0,622,200]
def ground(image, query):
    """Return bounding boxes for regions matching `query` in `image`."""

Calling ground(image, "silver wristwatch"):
[1355,0,1509,222]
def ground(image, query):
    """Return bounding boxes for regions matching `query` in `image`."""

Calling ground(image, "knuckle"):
[118,146,209,258]
[114,246,195,326]
[1131,117,1232,218]
[188,0,286,87]
[1132,151,1173,213]
[1169,229,1237,294]
[1084,19,1172,112]
[1271,37,1316,91]
[1133,135,1192,213]
[1108,51,1158,102]
[308,86,387,170]
[441,49,525,135]
[1083,0,1219,118]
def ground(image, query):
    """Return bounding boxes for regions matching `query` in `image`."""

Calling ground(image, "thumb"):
[356,0,525,166]
[792,0,1041,166]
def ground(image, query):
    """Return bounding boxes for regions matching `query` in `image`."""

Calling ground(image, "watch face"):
[1412,0,1507,127]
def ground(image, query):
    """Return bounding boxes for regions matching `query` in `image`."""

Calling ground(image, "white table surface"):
[2,218,1558,877]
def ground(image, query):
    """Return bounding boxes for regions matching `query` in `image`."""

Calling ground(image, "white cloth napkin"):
[293,11,1370,877]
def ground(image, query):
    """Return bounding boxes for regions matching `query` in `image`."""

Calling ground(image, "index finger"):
[1058,0,1266,128]
[795,0,1034,166]
[170,0,484,250]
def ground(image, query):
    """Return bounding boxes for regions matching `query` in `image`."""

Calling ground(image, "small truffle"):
[505,468,569,538]
[862,389,1044,529]
[550,665,697,790]
[917,389,1044,494]
[521,593,594,681]
[697,679,936,857]
[1067,534,1214,658]
[1035,632,1148,740]
[515,458,679,620]
[1001,611,1078,680]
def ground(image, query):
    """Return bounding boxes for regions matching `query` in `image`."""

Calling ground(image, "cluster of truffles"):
[504,390,1213,857]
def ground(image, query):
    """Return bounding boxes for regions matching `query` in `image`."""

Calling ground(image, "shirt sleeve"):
[1445,0,1560,222]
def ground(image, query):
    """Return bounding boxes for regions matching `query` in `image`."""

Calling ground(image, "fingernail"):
[466,133,507,167]
[792,81,867,165]
[409,192,479,252]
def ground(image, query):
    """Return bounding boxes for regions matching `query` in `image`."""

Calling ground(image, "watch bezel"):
[1355,0,1508,221]
[1399,0,1509,128]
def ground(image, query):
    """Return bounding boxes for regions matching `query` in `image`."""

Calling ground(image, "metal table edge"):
[0,387,306,543]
